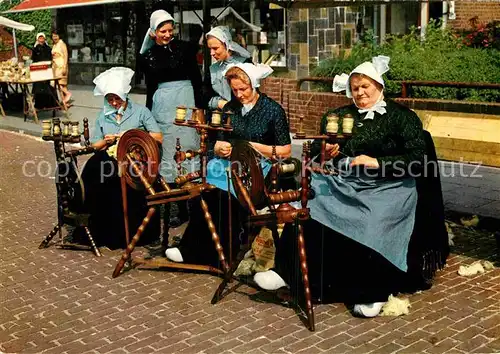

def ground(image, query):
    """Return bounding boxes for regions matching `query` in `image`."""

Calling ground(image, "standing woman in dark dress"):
[165,63,291,266]
[139,10,203,242]
[255,56,449,318]
[31,33,56,109]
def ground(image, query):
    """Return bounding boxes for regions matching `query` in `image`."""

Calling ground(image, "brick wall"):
[260,76,350,134]
[449,0,500,30]
[260,76,500,134]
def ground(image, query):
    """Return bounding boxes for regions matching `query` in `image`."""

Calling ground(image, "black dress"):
[81,151,161,250]
[140,39,203,110]
[274,100,449,304]
[177,93,291,266]
[31,44,57,109]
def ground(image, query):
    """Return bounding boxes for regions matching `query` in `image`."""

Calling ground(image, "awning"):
[268,0,448,7]
[3,0,139,14]
[174,6,262,32]
[0,15,34,31]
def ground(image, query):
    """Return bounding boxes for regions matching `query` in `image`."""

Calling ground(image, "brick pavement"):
[0,130,499,354]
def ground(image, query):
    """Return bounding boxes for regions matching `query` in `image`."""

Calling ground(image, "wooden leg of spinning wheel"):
[84,227,101,257]
[211,242,250,304]
[199,197,230,274]
[112,207,156,278]
[211,226,261,305]
[39,224,60,249]
[297,222,315,331]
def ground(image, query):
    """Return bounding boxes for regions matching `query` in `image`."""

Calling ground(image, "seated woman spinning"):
[254,56,449,318]
[83,67,163,249]
[165,63,292,266]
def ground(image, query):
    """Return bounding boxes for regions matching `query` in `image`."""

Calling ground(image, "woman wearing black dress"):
[140,10,203,242]
[31,33,56,109]
[255,56,449,318]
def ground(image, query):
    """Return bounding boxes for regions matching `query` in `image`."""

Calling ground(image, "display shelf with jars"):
[57,2,142,85]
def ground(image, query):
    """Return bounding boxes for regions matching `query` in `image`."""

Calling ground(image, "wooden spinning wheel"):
[117,129,160,191]
[38,118,101,256]
[230,141,267,211]
[212,141,316,331]
[112,128,231,279]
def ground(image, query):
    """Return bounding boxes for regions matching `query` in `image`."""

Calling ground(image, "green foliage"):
[311,21,500,102]
[0,0,51,50]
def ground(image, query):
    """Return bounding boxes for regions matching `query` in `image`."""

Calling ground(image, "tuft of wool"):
[482,261,495,270]
[446,222,455,246]
[380,295,411,316]
[458,262,485,276]
[460,214,479,228]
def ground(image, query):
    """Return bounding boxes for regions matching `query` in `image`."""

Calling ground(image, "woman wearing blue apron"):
[255,56,449,318]
[140,10,203,244]
[83,67,163,249]
[165,63,292,267]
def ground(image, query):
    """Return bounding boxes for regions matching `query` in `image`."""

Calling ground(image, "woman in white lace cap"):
[32,33,57,109]
[139,9,204,244]
[82,67,162,250]
[255,56,449,318]
[165,63,292,267]
[203,26,251,112]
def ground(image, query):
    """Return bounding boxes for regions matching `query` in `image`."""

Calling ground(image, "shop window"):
[63,4,127,65]
[246,6,287,67]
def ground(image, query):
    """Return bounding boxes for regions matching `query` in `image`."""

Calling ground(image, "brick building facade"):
[282,1,500,79]
[286,7,363,79]
[448,0,500,29]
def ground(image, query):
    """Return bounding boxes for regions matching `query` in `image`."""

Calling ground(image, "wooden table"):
[0,77,69,123]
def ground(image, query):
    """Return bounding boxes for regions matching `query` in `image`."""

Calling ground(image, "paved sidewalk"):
[0,130,499,353]
[1,85,499,220]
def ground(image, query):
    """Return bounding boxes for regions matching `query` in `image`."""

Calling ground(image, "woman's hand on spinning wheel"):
[104,134,119,146]
[215,141,232,158]
[325,143,340,160]
[217,99,228,110]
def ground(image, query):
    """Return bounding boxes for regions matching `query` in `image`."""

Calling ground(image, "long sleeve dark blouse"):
[31,43,52,62]
[221,93,291,146]
[140,39,203,110]
[313,99,426,176]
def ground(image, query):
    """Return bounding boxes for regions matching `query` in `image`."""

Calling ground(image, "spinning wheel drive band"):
[230,141,267,211]
[117,129,160,191]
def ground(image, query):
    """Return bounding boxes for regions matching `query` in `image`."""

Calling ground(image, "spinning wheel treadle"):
[117,130,160,191]
[230,141,267,211]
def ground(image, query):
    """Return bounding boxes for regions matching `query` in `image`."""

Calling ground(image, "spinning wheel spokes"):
[117,129,160,191]
[230,141,267,212]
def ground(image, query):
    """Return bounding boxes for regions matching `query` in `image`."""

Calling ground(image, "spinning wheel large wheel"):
[230,141,267,211]
[117,129,160,191]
